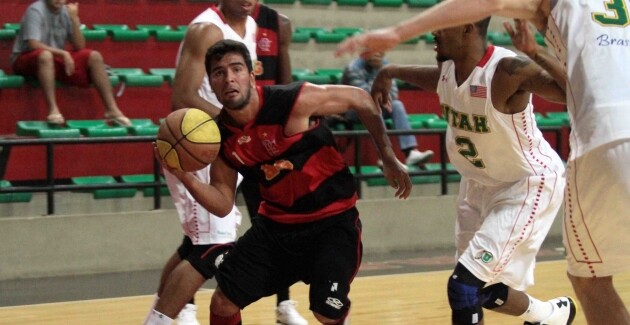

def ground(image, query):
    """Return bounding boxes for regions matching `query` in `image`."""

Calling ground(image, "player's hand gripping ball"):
[156,108,221,172]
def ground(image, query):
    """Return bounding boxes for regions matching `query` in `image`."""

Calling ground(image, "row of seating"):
[0,160,458,203]
[262,0,438,7]
[0,68,175,89]
[1,22,545,47]
[13,111,569,140]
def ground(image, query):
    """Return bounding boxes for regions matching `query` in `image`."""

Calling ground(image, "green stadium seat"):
[155,30,186,42]
[422,33,435,44]
[0,29,16,40]
[295,73,333,84]
[71,176,137,199]
[149,68,176,85]
[406,0,437,7]
[535,33,547,46]
[314,31,347,43]
[122,74,165,87]
[120,174,170,197]
[407,165,441,184]
[332,27,363,36]
[294,27,327,38]
[291,31,311,43]
[349,165,388,186]
[545,111,570,126]
[111,29,150,41]
[81,29,108,41]
[3,23,21,32]
[0,74,25,88]
[373,0,403,7]
[337,0,369,6]
[301,0,333,5]
[92,24,129,35]
[424,118,448,129]
[263,0,296,3]
[535,112,565,127]
[66,120,129,137]
[314,68,343,83]
[424,163,461,182]
[291,68,312,80]
[177,25,188,31]
[0,180,33,204]
[127,119,159,136]
[136,24,172,35]
[407,113,439,129]
[109,68,163,87]
[487,31,512,46]
[16,121,81,138]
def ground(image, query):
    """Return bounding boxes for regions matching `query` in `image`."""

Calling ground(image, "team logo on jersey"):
[261,160,294,180]
[258,34,273,52]
[475,250,494,263]
[261,136,279,155]
[238,135,251,144]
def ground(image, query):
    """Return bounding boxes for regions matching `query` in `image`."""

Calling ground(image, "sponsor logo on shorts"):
[475,250,494,263]
[325,297,344,310]
[331,282,338,292]
[214,251,228,269]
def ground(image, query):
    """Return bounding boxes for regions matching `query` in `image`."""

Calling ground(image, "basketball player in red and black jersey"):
[160,39,410,325]
[248,4,310,324]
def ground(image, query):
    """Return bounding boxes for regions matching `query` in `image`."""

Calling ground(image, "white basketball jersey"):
[437,46,564,186]
[177,6,257,107]
[168,7,256,245]
[546,0,630,159]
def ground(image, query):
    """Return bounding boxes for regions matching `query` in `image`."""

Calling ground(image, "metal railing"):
[0,126,563,215]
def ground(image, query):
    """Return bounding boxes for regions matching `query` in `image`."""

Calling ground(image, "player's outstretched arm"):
[335,0,542,57]
[291,83,412,198]
[172,23,224,117]
[277,14,293,84]
[372,64,440,110]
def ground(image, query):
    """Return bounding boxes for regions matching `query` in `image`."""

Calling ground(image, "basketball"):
[156,108,221,172]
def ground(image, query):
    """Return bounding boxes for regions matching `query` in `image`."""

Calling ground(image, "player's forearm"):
[528,47,567,94]
[178,173,233,217]
[381,64,439,92]
[353,94,395,159]
[393,0,531,42]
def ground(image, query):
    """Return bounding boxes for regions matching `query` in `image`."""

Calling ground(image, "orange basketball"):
[156,108,221,172]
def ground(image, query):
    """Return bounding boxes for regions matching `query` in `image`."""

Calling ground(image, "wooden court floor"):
[1,261,629,324]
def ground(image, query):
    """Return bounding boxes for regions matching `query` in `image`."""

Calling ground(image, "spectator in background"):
[342,51,433,168]
[249,3,309,325]
[10,0,131,126]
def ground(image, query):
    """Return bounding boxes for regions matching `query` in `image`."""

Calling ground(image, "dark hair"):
[205,39,253,76]
[474,17,491,38]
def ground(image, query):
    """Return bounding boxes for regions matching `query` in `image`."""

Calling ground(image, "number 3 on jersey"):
[455,137,485,168]
[593,0,630,26]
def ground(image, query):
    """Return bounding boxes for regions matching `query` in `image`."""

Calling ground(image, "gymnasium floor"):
[0,238,565,308]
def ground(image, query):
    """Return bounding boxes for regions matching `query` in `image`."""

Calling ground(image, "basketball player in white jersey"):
[143,0,258,324]
[370,18,575,324]
[336,0,630,324]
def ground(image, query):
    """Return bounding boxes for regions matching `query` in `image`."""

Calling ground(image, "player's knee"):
[479,283,509,309]
[447,263,485,324]
[210,287,239,315]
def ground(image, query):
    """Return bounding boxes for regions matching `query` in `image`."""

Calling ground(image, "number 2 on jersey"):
[455,137,485,168]
[593,0,630,27]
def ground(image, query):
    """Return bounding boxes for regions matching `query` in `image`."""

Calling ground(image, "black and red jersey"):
[218,82,357,224]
